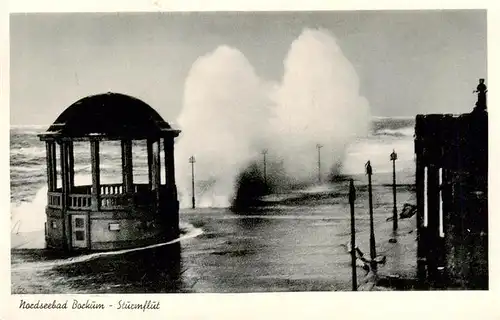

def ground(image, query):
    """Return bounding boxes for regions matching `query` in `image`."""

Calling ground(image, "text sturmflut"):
[117,300,160,311]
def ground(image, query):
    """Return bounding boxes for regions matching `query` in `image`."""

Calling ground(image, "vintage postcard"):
[3,1,498,319]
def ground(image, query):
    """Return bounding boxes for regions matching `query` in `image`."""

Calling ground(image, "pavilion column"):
[163,137,176,197]
[147,140,153,190]
[68,141,75,190]
[50,142,58,190]
[59,141,70,250]
[151,139,161,205]
[45,141,57,191]
[90,140,101,211]
[163,136,179,237]
[59,141,71,205]
[121,140,134,194]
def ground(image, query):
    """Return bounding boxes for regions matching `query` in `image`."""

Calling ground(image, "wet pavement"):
[11,185,418,293]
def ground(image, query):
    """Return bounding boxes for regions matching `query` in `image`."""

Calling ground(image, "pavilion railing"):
[69,194,92,210]
[47,183,160,210]
[101,184,123,195]
[48,192,62,208]
[100,193,130,210]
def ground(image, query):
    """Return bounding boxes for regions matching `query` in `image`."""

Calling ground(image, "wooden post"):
[366,161,376,264]
[349,179,357,291]
[90,140,100,212]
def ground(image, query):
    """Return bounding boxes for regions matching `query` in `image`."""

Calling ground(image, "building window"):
[51,221,57,229]
[75,231,85,241]
[75,218,84,228]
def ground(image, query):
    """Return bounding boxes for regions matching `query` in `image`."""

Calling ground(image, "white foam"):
[11,222,203,272]
[298,184,335,194]
[11,185,48,234]
[375,127,414,137]
[10,146,46,157]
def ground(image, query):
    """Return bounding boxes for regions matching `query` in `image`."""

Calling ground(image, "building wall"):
[45,206,176,251]
[45,207,64,249]
[415,112,488,289]
[90,216,165,246]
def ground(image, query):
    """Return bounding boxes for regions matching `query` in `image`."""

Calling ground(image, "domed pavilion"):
[38,93,180,252]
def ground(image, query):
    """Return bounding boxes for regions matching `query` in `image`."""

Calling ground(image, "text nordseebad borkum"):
[19,299,160,311]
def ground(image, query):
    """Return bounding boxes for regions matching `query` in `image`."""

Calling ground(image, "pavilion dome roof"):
[41,92,177,139]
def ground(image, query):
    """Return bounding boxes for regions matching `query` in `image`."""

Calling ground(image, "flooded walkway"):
[12,185,417,293]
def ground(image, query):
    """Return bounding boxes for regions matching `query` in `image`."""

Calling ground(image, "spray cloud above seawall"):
[175,28,371,208]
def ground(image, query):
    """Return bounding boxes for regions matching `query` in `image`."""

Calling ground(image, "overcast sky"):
[10,10,487,125]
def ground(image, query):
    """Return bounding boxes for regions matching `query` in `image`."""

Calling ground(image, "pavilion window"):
[160,141,166,185]
[132,140,148,185]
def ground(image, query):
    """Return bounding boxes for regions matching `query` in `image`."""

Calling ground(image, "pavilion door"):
[71,215,88,248]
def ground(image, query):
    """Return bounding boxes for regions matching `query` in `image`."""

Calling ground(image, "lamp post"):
[262,149,268,186]
[349,179,357,291]
[365,160,376,265]
[189,155,196,209]
[391,150,398,231]
[316,144,323,183]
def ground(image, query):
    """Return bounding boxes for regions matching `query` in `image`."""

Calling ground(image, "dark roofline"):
[38,129,181,141]
[39,92,179,139]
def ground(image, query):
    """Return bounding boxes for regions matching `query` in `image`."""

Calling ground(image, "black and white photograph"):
[9,8,489,297]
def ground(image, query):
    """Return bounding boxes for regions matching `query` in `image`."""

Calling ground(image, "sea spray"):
[175,46,272,208]
[269,28,371,183]
[174,29,371,208]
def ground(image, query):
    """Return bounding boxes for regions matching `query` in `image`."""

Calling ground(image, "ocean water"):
[10,117,416,293]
